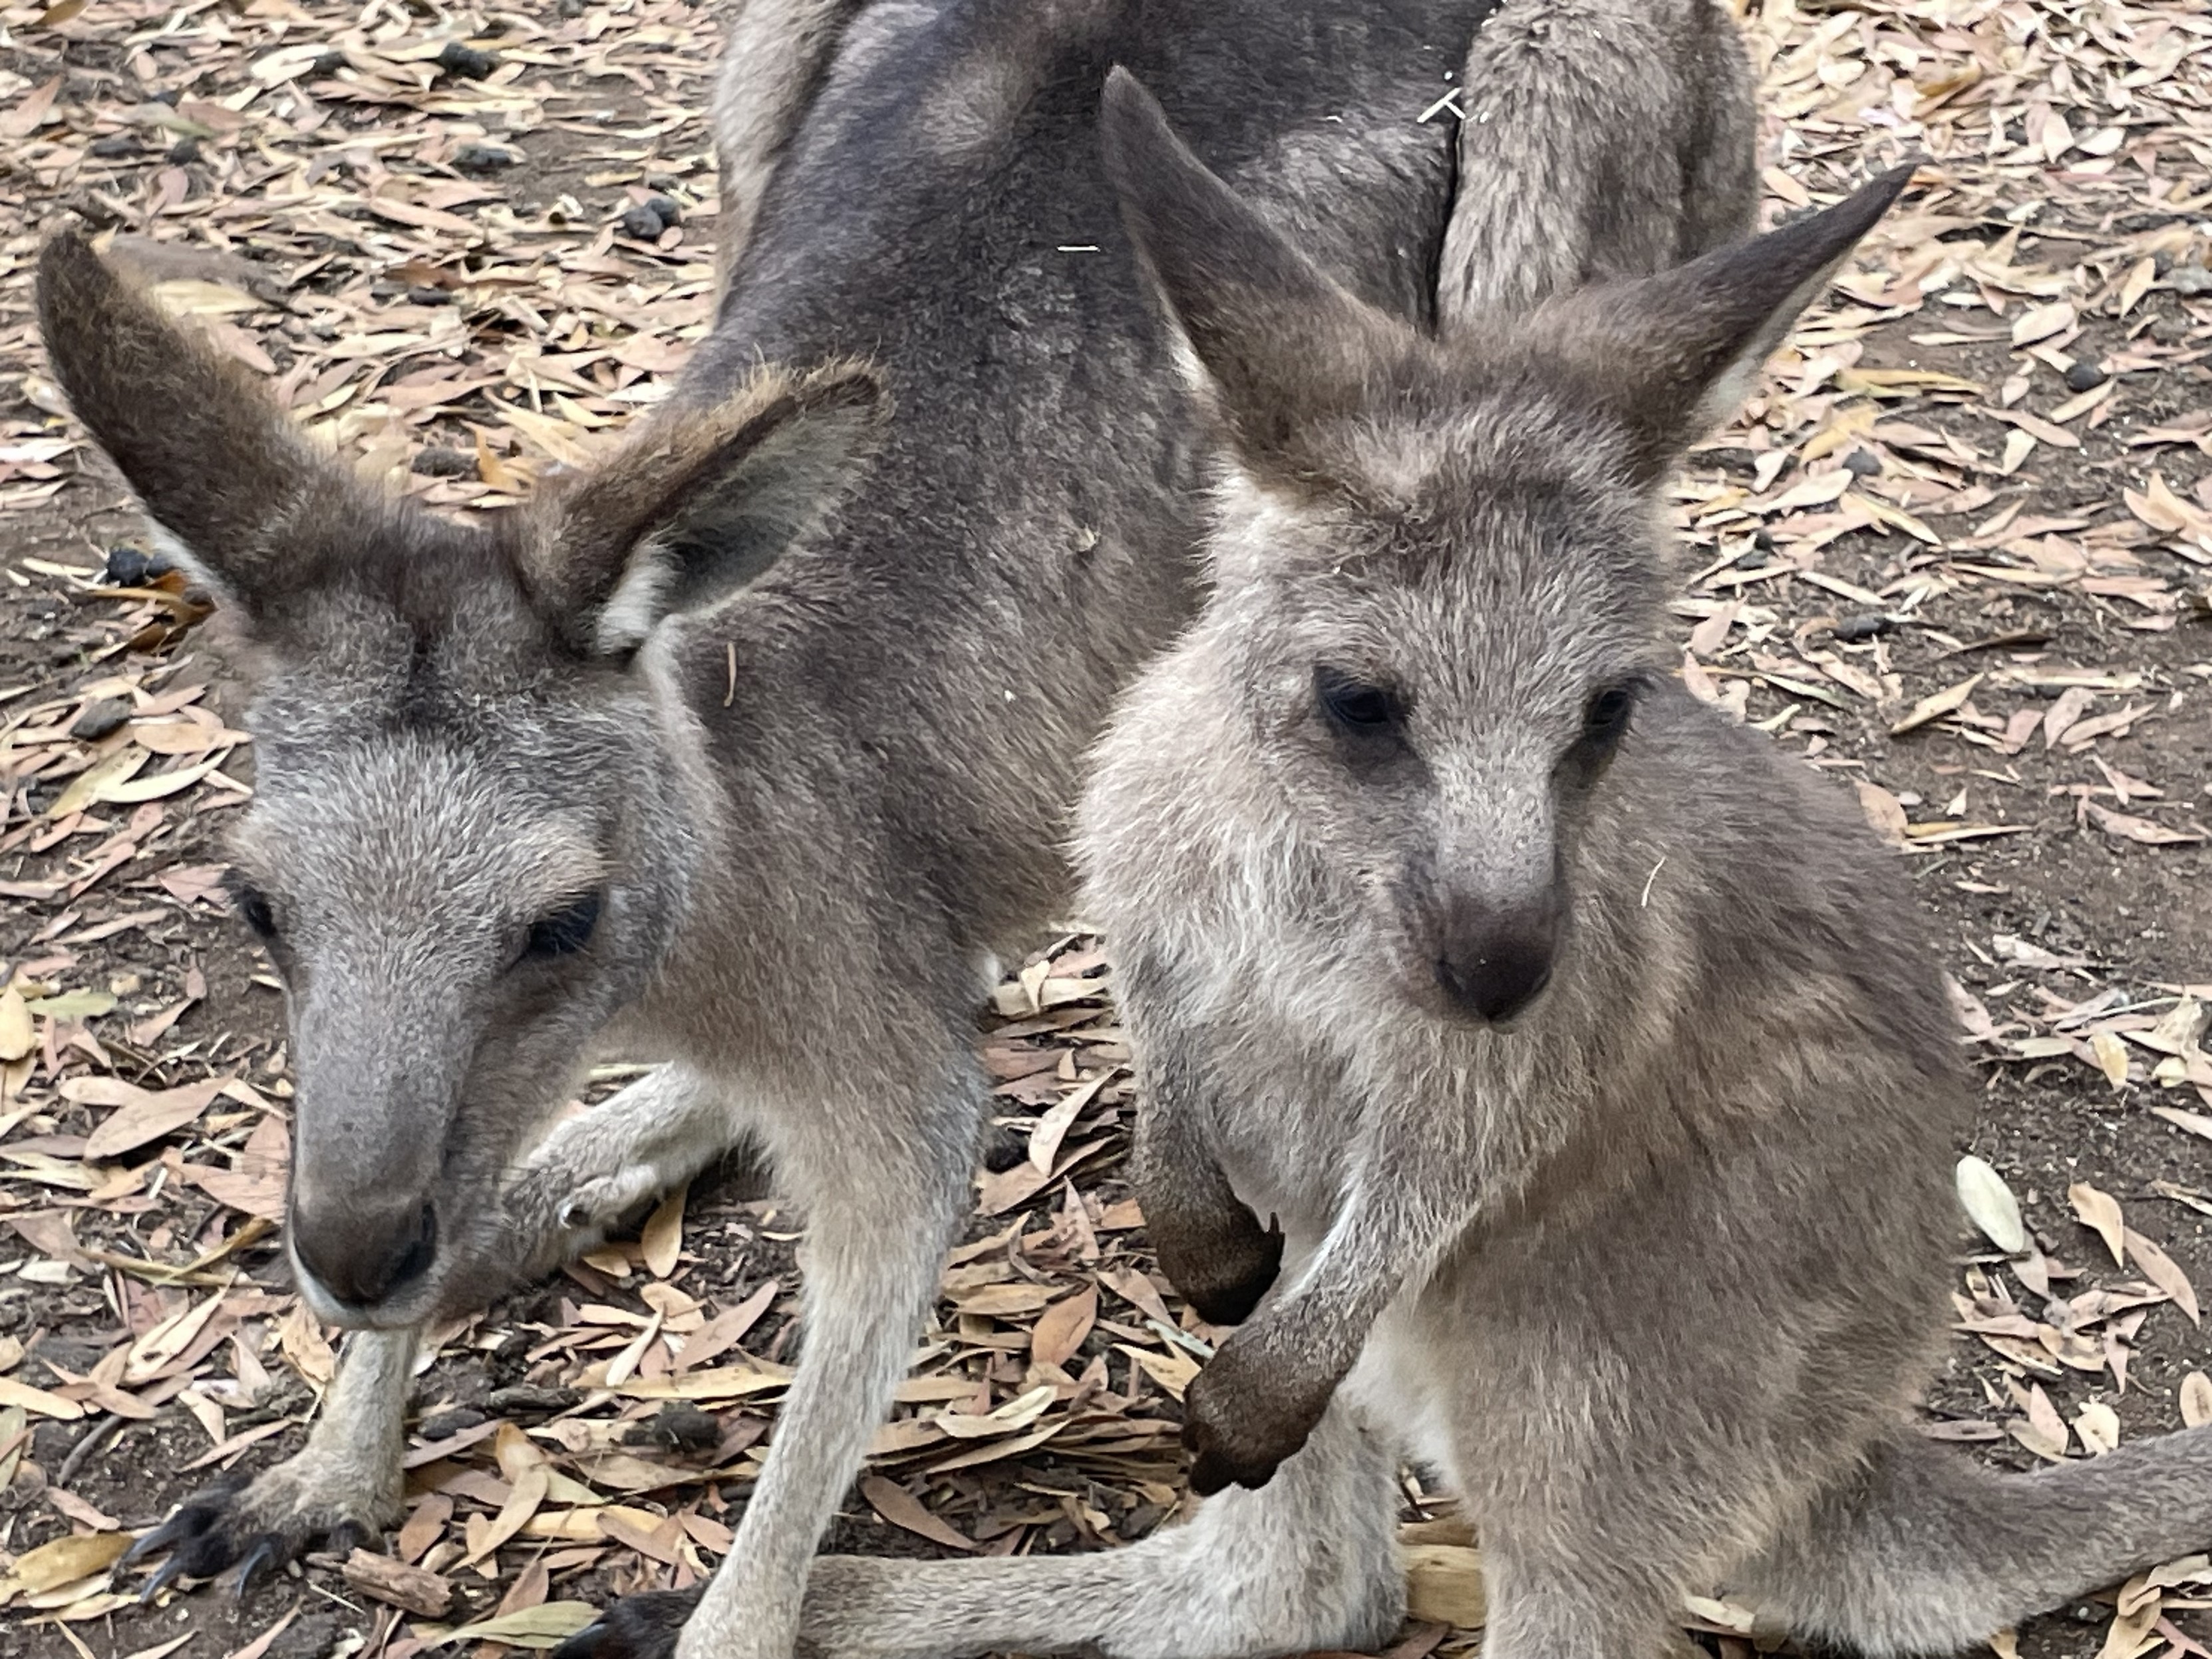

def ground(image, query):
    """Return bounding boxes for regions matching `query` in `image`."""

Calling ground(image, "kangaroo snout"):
[1432,894,1559,1024]
[291,1192,439,1315]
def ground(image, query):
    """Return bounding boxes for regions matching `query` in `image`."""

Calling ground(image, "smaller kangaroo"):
[1071,73,2212,1658]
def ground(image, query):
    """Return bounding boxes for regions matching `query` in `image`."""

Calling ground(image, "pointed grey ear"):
[520,360,885,655]
[37,232,367,611]
[1527,166,1919,482]
[1098,66,1408,468]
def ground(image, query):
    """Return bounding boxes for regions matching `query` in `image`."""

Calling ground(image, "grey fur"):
[551,33,2212,1659]
[1440,0,1758,322]
[707,0,868,303]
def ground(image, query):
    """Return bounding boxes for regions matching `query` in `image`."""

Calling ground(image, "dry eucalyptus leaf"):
[2181,1372,2212,1430]
[860,1473,976,1552]
[641,1181,688,1279]
[0,990,31,1064]
[2076,1399,2122,1455]
[1403,1543,1488,1628]
[1957,1156,2026,1255]
[1891,675,1982,737]
[0,1531,131,1597]
[433,1602,600,1649]
[2069,1182,2128,1267]
[2088,1030,2133,1090]
[2123,1229,2201,1325]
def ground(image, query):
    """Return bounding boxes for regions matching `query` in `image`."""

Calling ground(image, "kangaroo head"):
[38,234,883,1326]
[1100,69,1909,1028]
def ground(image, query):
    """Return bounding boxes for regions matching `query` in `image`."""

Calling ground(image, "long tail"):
[1738,1426,2212,1655]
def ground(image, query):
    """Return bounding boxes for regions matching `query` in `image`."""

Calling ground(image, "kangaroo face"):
[1095,69,1912,1030]
[223,583,691,1324]
[37,233,883,1326]
[1201,412,1664,1026]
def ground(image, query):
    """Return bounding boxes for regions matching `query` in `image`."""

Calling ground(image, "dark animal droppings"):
[412,446,477,478]
[71,697,132,742]
[452,142,524,172]
[619,203,667,241]
[104,543,174,586]
[436,41,498,79]
[1831,613,1892,642]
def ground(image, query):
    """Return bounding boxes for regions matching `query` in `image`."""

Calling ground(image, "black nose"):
[1436,909,1557,1024]
[293,1198,438,1308]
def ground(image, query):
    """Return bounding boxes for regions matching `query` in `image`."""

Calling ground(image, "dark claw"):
[126,1516,190,1569]
[126,1473,244,1567]
[325,1521,371,1558]
[122,1470,333,1602]
[230,1536,281,1596]
[137,1553,192,1604]
[551,1587,704,1659]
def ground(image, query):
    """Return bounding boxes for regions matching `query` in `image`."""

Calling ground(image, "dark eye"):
[1316,667,1401,733]
[524,892,601,960]
[1581,683,1639,751]
[228,877,277,940]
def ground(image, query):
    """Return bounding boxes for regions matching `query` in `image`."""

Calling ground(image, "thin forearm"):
[1263,1164,1482,1366]
[1124,975,1283,1324]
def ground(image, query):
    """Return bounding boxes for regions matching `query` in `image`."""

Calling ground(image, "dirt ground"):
[1,0,2210,1656]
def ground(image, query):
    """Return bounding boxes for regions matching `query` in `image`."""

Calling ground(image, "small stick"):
[55,1411,124,1487]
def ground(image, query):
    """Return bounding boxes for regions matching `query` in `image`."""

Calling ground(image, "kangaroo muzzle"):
[1430,887,1562,1026]
[290,1191,439,1316]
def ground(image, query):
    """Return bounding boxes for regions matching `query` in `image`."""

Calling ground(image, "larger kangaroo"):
[39,3,1506,1657]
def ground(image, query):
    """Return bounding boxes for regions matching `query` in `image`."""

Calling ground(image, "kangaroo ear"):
[520,361,885,656]
[1098,66,1406,469]
[37,231,365,611]
[1527,166,1918,482]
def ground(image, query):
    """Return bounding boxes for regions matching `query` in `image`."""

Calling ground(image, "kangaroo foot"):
[126,1443,402,1601]
[553,1586,705,1659]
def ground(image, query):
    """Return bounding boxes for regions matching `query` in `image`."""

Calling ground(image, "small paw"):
[1181,1334,1332,1497]
[1155,1205,1284,1328]
[127,1457,397,1600]
[557,1168,665,1233]
[503,1157,657,1244]
[553,1588,703,1659]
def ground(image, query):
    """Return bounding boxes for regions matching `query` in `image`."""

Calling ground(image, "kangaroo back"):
[1440,0,1757,322]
